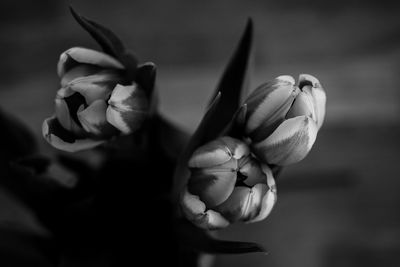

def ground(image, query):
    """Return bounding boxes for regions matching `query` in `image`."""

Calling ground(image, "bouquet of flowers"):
[0,7,326,267]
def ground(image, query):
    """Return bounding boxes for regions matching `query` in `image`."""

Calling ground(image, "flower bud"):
[244,74,326,166]
[43,47,149,152]
[181,136,277,230]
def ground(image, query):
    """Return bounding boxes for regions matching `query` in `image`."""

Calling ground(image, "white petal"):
[60,65,101,87]
[261,164,274,186]
[253,116,318,166]
[188,167,237,208]
[180,189,230,230]
[54,95,85,136]
[42,116,104,152]
[238,156,266,186]
[247,182,277,223]
[220,136,250,159]
[245,77,299,139]
[181,188,207,219]
[57,47,124,77]
[286,91,316,120]
[188,137,248,168]
[298,74,320,88]
[310,86,326,129]
[299,74,326,129]
[77,99,116,136]
[68,71,121,104]
[215,184,266,222]
[203,209,230,230]
[106,84,147,134]
[188,140,233,168]
[276,75,295,84]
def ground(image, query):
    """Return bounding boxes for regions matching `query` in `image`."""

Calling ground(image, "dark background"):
[0,0,400,266]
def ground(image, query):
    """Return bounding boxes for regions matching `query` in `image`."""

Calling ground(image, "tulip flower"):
[42,47,149,152]
[244,74,326,166]
[181,136,277,230]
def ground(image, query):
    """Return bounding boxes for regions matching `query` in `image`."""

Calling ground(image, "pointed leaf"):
[70,6,124,58]
[221,104,248,138]
[172,93,221,200]
[204,19,253,141]
[136,62,157,98]
[178,219,267,254]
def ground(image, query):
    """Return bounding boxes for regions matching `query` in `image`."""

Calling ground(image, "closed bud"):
[244,74,326,166]
[181,136,277,230]
[43,47,149,152]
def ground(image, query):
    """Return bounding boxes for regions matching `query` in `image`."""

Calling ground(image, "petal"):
[220,136,250,159]
[203,209,230,230]
[286,91,315,120]
[77,99,118,137]
[68,71,122,104]
[311,87,326,129]
[60,65,102,87]
[298,74,320,88]
[215,184,267,223]
[54,93,85,136]
[180,189,230,230]
[248,179,277,223]
[245,76,299,142]
[261,164,274,183]
[238,156,266,186]
[299,74,326,129]
[106,84,148,134]
[42,116,104,152]
[188,140,233,168]
[181,188,207,219]
[188,166,237,208]
[253,116,318,166]
[188,136,248,168]
[57,47,124,77]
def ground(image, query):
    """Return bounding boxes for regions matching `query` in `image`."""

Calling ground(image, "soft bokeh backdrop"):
[1,0,399,266]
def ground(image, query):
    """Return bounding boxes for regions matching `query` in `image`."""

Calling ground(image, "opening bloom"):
[244,74,326,166]
[181,136,277,230]
[42,47,149,152]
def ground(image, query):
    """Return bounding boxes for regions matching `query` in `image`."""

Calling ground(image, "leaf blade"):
[69,6,125,58]
[204,18,253,141]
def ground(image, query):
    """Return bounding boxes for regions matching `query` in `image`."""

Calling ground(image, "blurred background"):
[0,0,400,266]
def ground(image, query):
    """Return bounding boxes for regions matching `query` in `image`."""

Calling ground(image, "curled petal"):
[188,165,237,208]
[106,84,148,134]
[68,71,122,104]
[215,184,267,222]
[54,91,86,136]
[238,156,266,186]
[181,189,230,230]
[204,210,230,230]
[286,91,316,120]
[253,115,318,166]
[42,116,104,152]
[298,73,320,88]
[77,99,117,137]
[57,47,124,77]
[60,65,101,87]
[220,136,250,159]
[189,140,233,168]
[188,136,248,168]
[248,177,277,223]
[299,74,326,129]
[245,76,299,142]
